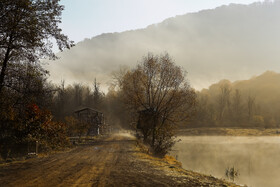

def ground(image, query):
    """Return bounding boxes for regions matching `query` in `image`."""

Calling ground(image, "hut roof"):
[74,107,102,114]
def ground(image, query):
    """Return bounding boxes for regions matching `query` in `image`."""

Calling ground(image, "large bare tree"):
[120,53,196,155]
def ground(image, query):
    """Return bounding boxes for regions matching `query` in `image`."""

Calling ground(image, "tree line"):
[193,79,279,128]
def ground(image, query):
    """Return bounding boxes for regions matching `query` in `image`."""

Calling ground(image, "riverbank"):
[177,127,280,136]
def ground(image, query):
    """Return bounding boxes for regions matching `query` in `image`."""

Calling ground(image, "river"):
[172,136,280,187]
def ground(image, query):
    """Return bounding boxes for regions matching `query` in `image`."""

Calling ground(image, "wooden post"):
[36,141,39,154]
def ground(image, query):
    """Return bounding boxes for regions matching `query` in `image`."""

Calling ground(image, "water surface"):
[172,136,280,187]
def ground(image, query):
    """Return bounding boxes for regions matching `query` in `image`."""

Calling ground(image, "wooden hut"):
[74,107,104,136]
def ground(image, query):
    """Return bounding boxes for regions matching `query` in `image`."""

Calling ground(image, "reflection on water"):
[172,136,280,187]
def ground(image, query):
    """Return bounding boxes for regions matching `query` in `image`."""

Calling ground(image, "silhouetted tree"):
[217,83,231,122]
[93,78,104,109]
[0,0,73,158]
[232,89,243,123]
[119,53,196,156]
[247,95,256,122]
[0,0,74,93]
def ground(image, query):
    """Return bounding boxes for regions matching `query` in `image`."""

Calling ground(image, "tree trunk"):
[152,116,157,148]
[152,127,155,147]
[0,47,11,93]
[143,132,148,142]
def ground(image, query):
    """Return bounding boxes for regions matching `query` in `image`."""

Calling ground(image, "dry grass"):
[134,140,182,168]
[164,155,182,167]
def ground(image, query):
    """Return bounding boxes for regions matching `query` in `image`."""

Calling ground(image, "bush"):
[24,104,70,150]
[152,125,177,157]
[252,115,265,127]
[0,104,70,159]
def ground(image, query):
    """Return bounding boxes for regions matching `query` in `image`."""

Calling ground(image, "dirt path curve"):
[0,134,239,187]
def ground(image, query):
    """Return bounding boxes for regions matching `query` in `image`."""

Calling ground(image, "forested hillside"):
[193,71,280,128]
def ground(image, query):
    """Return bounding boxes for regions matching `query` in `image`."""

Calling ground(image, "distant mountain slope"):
[45,1,280,90]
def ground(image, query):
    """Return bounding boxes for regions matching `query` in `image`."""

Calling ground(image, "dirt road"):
[0,134,240,187]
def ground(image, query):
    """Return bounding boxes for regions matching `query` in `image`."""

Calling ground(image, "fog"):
[114,132,136,139]
[172,136,280,187]
[45,1,280,90]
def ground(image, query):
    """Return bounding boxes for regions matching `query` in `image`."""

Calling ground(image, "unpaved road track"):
[0,134,239,187]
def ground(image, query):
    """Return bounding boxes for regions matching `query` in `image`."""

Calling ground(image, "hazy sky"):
[60,0,263,43]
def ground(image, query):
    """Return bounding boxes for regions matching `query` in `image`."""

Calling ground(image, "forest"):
[193,71,280,128]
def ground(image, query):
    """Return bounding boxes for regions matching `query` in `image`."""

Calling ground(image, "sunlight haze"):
[46,0,278,92]
[60,0,262,43]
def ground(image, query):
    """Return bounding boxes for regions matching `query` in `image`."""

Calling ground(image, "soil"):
[0,133,241,187]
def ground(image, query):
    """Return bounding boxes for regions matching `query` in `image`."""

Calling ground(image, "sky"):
[59,0,264,44]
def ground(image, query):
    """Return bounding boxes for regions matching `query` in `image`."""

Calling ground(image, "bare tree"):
[73,84,83,107]
[217,83,231,122]
[232,89,242,123]
[119,53,196,156]
[93,78,104,109]
[247,94,256,121]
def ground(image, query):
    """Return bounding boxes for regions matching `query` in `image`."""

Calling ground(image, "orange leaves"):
[23,103,69,148]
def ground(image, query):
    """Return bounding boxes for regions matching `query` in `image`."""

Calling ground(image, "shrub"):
[0,104,70,159]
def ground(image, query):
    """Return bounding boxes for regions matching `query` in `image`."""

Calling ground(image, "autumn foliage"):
[0,103,69,159]
[24,104,69,150]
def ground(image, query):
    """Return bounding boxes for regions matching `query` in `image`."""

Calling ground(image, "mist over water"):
[172,136,280,187]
